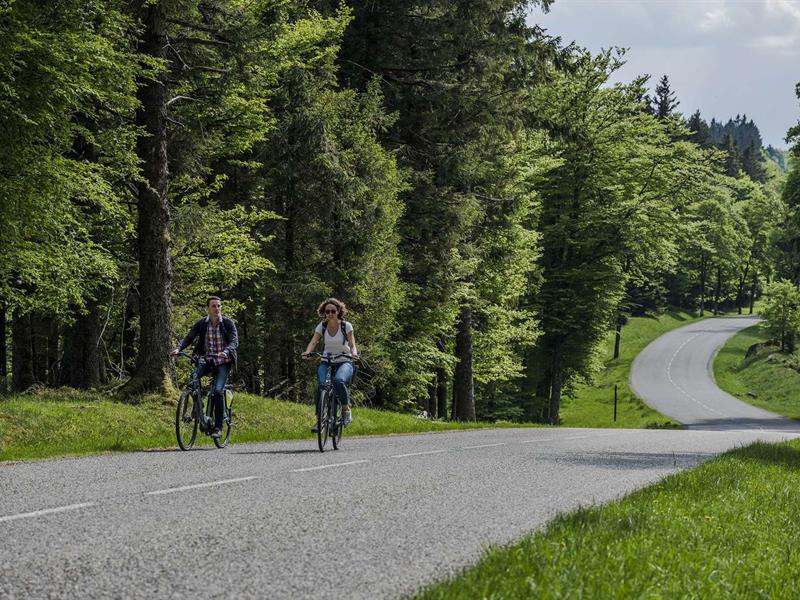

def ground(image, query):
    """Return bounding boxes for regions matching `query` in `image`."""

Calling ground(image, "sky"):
[528,0,800,148]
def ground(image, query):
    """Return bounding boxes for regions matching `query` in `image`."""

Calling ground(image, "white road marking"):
[0,502,96,524]
[146,476,259,495]
[291,460,369,473]
[666,333,725,417]
[391,449,448,459]
[463,443,505,450]
[517,432,619,444]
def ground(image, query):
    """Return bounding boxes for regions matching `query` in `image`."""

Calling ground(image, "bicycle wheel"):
[317,388,331,452]
[214,396,233,449]
[332,396,343,451]
[175,389,198,450]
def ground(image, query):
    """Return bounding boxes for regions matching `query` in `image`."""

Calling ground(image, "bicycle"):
[174,352,233,450]
[309,352,355,453]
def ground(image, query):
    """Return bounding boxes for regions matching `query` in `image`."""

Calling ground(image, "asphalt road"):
[630,315,800,432]
[1,426,796,599]
[2,316,798,599]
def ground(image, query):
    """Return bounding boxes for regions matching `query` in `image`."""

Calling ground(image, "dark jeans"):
[317,361,353,407]
[193,361,231,429]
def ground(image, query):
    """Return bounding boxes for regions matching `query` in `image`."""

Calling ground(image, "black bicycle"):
[309,352,354,452]
[174,352,233,450]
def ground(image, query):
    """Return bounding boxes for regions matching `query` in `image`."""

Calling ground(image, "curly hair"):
[316,297,348,319]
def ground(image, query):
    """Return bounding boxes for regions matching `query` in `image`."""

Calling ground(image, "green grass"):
[561,309,704,429]
[417,439,800,599]
[0,388,531,462]
[714,321,800,419]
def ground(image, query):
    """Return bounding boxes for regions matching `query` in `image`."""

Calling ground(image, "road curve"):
[630,316,800,432]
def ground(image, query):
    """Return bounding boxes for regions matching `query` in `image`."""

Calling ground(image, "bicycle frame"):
[180,353,231,434]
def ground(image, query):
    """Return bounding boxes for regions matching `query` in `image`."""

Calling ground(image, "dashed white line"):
[666,333,724,417]
[0,502,96,524]
[146,476,259,495]
[391,449,448,459]
[291,460,369,473]
[463,443,506,450]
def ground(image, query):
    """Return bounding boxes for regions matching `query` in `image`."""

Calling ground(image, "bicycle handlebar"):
[173,351,224,365]
[305,351,357,362]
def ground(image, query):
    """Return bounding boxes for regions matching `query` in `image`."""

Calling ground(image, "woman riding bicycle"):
[302,298,359,430]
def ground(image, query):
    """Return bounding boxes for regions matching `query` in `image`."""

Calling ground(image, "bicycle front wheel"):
[332,397,343,450]
[175,389,198,450]
[317,389,331,452]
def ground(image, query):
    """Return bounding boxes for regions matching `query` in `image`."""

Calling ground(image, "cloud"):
[530,0,800,147]
[535,0,800,52]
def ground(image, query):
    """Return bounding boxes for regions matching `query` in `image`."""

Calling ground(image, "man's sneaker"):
[211,428,222,439]
[311,423,319,433]
[342,411,352,426]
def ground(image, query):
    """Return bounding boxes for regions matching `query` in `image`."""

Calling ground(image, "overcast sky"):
[529,0,800,148]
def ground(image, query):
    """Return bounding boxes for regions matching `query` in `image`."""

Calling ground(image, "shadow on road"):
[553,451,717,470]
[233,448,319,456]
[686,417,800,433]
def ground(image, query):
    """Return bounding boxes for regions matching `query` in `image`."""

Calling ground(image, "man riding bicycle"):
[170,296,238,439]
[302,297,359,432]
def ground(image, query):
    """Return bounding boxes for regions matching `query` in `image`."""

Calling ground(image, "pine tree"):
[650,74,680,119]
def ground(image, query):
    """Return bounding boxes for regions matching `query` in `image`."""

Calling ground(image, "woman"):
[302,298,359,429]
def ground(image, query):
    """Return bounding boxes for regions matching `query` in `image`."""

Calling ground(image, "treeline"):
[2,0,797,424]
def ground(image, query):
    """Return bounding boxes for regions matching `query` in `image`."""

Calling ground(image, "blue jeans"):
[193,361,231,429]
[317,361,353,407]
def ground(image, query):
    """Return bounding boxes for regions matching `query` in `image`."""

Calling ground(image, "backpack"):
[320,320,349,351]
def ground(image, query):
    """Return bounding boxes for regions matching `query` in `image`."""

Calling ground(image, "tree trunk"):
[436,336,447,419]
[62,301,103,388]
[11,312,35,392]
[613,316,623,359]
[699,254,707,316]
[0,303,6,392]
[714,265,722,315]
[452,307,475,421]
[130,0,174,393]
[736,261,750,315]
[749,271,758,315]
[548,340,563,425]
[121,287,137,376]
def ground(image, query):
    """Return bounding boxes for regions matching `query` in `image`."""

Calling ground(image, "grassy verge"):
[714,321,800,419]
[417,439,800,598]
[0,388,530,462]
[561,309,704,429]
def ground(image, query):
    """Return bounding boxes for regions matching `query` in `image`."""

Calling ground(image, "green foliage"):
[0,0,141,316]
[761,279,800,351]
[714,322,800,419]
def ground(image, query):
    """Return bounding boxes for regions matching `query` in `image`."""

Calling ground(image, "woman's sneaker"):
[342,411,352,426]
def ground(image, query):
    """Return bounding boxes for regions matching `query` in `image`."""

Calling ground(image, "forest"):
[3,0,800,425]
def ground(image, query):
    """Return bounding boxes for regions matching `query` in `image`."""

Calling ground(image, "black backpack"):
[320,320,349,350]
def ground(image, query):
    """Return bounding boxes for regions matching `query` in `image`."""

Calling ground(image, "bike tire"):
[317,389,330,452]
[214,397,233,449]
[332,396,343,450]
[175,389,198,450]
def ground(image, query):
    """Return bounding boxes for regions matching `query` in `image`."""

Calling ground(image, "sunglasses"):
[324,308,338,314]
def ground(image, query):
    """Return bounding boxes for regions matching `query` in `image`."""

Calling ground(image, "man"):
[171,296,238,438]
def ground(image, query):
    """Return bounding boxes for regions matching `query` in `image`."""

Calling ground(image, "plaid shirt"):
[205,319,232,366]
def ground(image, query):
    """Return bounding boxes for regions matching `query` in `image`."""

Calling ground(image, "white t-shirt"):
[315,320,354,362]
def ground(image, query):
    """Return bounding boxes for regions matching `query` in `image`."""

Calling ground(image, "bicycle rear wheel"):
[214,396,233,449]
[317,389,331,452]
[175,389,198,450]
